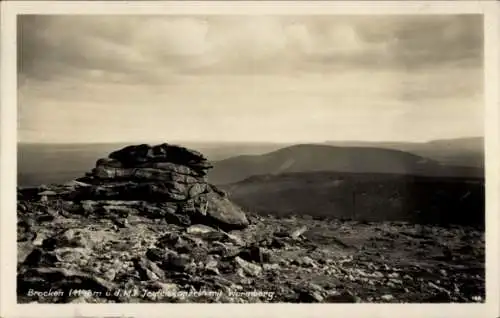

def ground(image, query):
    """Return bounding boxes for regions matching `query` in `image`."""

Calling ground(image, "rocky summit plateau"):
[17,143,485,303]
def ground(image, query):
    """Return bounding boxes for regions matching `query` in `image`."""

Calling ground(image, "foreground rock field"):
[17,144,485,303]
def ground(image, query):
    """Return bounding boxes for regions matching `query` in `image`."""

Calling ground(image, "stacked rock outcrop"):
[69,143,249,231]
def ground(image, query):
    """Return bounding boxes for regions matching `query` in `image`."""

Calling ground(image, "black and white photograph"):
[1,1,499,316]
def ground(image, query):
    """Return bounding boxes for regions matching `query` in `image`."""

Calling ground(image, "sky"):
[17,15,483,143]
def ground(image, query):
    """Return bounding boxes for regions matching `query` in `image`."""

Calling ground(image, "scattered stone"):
[17,222,35,242]
[156,232,183,249]
[42,228,92,249]
[424,291,451,302]
[103,269,117,281]
[204,256,220,275]
[133,257,166,281]
[32,232,48,246]
[225,233,246,246]
[389,278,403,285]
[238,246,267,264]
[199,231,228,242]
[234,257,262,277]
[101,205,135,218]
[295,283,325,303]
[21,248,58,267]
[298,290,324,303]
[18,242,35,264]
[187,224,218,235]
[81,200,98,215]
[290,226,308,240]
[300,256,317,268]
[146,247,167,262]
[381,294,394,301]
[373,271,384,278]
[325,290,360,303]
[113,218,129,228]
[163,253,192,272]
[210,243,241,259]
[387,272,399,278]
[270,237,287,249]
[54,247,91,263]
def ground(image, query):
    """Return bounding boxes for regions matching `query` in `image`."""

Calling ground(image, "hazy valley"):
[18,137,484,187]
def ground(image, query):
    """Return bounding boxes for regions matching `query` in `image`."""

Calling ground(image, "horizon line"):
[17,136,484,145]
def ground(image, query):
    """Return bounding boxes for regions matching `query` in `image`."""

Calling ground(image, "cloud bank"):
[18,15,483,143]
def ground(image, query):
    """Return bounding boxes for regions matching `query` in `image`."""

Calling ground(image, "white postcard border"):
[1,1,498,318]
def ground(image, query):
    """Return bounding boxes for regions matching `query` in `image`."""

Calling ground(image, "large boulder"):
[204,191,249,230]
[108,144,211,170]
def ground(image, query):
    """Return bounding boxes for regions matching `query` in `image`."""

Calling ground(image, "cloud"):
[16,15,484,143]
[18,15,483,83]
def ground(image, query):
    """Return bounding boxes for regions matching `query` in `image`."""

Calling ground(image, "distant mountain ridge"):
[17,137,484,187]
[208,143,483,185]
[323,137,484,168]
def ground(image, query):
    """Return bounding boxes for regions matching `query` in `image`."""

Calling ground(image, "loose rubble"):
[17,143,485,303]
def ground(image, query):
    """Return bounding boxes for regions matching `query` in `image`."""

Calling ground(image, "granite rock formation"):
[44,143,248,231]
